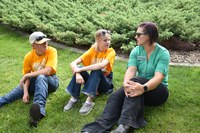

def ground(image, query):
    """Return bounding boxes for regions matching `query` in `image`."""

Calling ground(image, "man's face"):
[34,42,48,55]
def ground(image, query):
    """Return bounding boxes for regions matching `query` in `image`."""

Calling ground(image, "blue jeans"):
[0,74,59,116]
[66,70,113,98]
[81,77,169,132]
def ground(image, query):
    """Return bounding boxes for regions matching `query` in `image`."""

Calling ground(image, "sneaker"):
[63,100,77,112]
[79,102,95,115]
[29,103,41,127]
[110,124,130,133]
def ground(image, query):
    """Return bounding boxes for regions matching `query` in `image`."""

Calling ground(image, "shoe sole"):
[29,103,41,127]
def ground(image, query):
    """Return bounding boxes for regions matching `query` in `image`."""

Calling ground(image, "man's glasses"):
[135,32,146,37]
[35,36,46,41]
[101,30,111,36]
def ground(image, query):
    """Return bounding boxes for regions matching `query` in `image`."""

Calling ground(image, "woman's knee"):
[144,87,169,106]
[130,76,148,84]
[90,69,102,74]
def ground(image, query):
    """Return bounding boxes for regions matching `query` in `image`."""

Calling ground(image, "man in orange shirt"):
[0,31,59,127]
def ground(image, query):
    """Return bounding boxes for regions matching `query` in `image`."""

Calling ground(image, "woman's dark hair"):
[138,22,158,45]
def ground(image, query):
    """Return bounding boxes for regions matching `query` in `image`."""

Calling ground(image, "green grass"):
[0,26,199,133]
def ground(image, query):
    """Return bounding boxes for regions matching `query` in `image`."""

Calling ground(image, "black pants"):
[81,77,169,133]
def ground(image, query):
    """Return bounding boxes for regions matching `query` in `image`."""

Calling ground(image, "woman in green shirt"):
[81,22,170,133]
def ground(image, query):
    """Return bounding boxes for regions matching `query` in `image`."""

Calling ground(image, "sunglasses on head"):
[101,30,111,36]
[35,36,46,41]
[135,32,146,37]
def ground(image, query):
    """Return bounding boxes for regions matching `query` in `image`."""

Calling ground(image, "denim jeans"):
[66,70,113,98]
[81,77,169,132]
[0,74,59,116]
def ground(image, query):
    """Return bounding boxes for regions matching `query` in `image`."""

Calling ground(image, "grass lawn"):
[0,26,199,133]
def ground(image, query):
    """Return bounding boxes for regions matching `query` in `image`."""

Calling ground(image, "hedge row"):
[0,0,199,52]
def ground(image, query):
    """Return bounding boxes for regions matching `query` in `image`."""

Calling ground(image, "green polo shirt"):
[128,43,170,86]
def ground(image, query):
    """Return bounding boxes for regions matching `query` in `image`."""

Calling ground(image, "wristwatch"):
[143,85,148,92]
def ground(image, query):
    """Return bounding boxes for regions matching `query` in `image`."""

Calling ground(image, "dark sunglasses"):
[35,36,46,41]
[135,32,146,37]
[101,30,111,36]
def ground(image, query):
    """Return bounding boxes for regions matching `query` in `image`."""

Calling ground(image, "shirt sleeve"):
[81,48,93,66]
[127,47,138,67]
[22,54,32,75]
[46,47,57,74]
[105,48,116,68]
[155,50,170,76]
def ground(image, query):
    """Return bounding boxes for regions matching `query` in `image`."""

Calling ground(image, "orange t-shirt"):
[81,47,115,75]
[22,46,57,75]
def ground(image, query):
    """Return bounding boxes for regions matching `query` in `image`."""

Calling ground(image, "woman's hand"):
[128,82,144,97]
[124,81,144,97]
[76,73,85,84]
[123,80,135,97]
[72,67,82,74]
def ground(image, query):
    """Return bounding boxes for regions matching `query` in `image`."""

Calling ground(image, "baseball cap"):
[29,31,51,44]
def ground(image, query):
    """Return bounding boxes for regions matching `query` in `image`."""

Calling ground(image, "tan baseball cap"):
[29,31,51,44]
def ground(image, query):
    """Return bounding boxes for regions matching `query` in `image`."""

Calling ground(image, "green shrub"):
[0,0,199,52]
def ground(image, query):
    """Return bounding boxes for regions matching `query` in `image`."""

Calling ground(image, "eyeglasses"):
[35,36,46,41]
[101,30,111,36]
[135,32,146,37]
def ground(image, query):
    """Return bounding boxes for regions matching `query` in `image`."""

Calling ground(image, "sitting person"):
[81,22,170,132]
[63,29,115,115]
[0,31,59,127]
